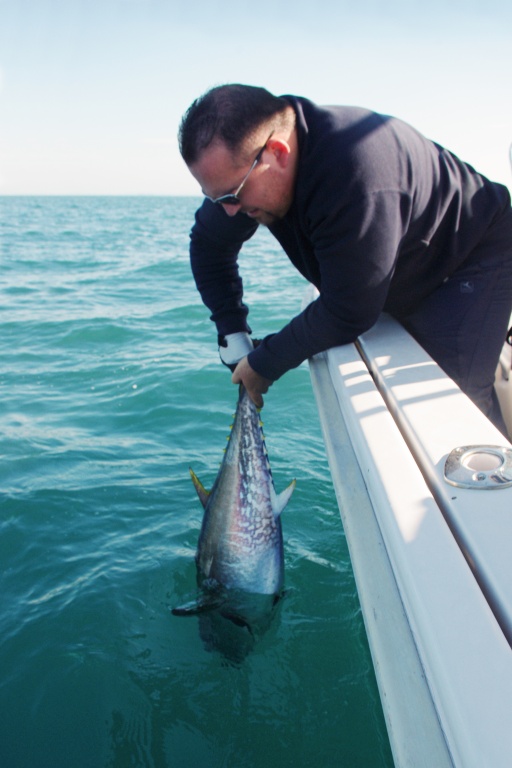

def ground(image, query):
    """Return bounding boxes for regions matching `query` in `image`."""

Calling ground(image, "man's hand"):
[232,356,272,408]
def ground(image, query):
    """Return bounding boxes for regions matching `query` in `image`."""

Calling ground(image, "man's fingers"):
[231,357,271,407]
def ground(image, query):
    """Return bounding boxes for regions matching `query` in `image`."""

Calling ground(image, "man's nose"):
[221,202,242,216]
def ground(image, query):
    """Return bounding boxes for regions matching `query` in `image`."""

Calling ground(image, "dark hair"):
[178,84,289,165]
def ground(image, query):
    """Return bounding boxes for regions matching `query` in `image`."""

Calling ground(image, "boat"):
[305,284,512,767]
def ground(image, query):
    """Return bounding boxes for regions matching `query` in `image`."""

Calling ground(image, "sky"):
[0,0,511,196]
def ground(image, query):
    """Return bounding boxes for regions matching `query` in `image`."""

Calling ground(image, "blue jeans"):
[400,208,512,436]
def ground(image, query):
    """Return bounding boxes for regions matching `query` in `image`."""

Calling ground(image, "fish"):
[172,384,295,650]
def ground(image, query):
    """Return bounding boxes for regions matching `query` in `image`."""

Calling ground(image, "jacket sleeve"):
[248,189,411,380]
[189,199,259,336]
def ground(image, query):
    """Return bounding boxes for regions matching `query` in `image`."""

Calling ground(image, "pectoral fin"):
[189,468,210,509]
[272,479,296,517]
[171,592,226,616]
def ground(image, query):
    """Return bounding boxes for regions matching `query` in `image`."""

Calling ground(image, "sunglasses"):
[207,132,274,206]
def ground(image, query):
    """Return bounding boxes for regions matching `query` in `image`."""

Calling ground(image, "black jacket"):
[189,96,511,380]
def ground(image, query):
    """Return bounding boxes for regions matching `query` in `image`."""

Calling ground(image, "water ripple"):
[0,196,393,768]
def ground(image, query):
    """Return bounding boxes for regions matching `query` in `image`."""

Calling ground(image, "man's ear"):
[267,137,292,168]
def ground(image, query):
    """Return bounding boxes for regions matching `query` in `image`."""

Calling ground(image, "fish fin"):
[272,479,296,517]
[171,593,226,616]
[189,468,210,509]
[219,609,254,634]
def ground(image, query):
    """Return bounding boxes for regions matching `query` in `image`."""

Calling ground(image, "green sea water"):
[0,196,394,767]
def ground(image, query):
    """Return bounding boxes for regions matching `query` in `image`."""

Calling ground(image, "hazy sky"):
[1,0,511,195]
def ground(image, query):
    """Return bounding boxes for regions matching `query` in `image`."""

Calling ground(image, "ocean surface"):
[0,196,394,768]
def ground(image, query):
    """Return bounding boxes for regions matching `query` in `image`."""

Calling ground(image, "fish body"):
[174,385,295,620]
[194,385,294,596]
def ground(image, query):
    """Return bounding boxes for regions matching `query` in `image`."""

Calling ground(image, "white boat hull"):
[306,292,512,768]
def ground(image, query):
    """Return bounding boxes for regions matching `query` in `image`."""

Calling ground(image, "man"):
[178,84,512,433]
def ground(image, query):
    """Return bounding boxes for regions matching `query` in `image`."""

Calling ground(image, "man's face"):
[189,133,296,226]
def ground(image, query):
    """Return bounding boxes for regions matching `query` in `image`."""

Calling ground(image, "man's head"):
[179,84,298,225]
[178,84,289,165]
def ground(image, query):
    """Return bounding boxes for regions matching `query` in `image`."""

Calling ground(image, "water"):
[0,196,394,767]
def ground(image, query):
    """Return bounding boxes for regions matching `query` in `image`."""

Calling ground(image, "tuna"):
[172,384,295,646]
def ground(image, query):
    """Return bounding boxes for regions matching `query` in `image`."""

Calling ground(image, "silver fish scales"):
[191,384,295,597]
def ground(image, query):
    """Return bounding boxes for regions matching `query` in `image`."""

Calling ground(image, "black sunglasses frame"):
[207,132,274,206]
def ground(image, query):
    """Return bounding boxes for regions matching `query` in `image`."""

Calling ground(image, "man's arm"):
[190,199,258,336]
[248,189,410,382]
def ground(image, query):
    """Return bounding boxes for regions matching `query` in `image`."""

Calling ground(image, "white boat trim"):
[358,315,512,643]
[309,351,455,768]
[306,290,512,768]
